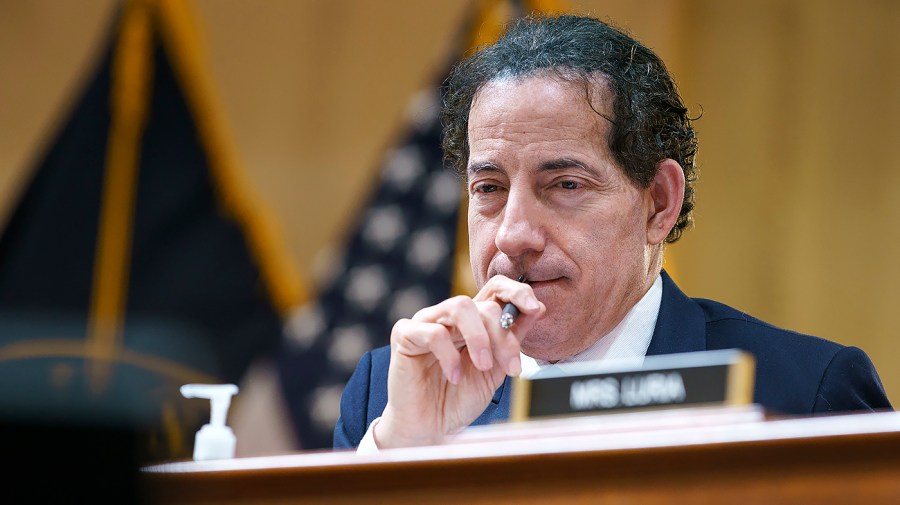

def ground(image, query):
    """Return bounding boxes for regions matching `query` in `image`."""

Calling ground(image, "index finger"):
[473,275,542,316]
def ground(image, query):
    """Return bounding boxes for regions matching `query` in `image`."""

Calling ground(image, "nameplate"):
[510,349,755,422]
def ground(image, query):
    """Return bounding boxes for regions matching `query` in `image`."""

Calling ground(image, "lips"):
[487,259,570,286]
[528,277,563,287]
[489,270,565,286]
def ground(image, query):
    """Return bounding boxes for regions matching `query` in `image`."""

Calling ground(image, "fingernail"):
[479,349,493,370]
[508,357,521,377]
[450,367,461,385]
[524,298,540,310]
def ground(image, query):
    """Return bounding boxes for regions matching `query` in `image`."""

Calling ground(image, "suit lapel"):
[646,271,707,356]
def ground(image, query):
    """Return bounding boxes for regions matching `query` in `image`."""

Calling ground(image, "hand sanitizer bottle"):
[180,383,239,461]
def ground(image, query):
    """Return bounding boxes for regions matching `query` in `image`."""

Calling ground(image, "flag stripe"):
[155,0,306,314]
[86,0,154,392]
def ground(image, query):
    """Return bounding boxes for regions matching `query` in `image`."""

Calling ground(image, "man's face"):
[466,74,658,362]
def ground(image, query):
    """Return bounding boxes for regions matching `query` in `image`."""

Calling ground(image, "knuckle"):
[479,300,502,317]
[421,325,445,346]
[486,274,507,288]
[391,317,411,333]
[390,318,413,342]
[449,295,476,311]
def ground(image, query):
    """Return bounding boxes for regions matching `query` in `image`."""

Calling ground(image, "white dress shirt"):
[357,274,663,453]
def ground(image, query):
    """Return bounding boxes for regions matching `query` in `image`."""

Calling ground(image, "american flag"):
[276,87,462,449]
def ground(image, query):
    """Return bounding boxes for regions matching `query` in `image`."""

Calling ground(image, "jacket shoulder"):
[695,297,843,353]
[693,297,890,414]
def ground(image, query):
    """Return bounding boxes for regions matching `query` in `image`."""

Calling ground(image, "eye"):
[557,180,581,190]
[474,183,499,194]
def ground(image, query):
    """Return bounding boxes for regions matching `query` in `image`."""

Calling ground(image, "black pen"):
[500,275,526,329]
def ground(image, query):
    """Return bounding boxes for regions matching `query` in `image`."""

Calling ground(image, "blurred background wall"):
[2,0,899,452]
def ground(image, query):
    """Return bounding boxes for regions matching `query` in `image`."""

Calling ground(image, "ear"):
[645,158,686,245]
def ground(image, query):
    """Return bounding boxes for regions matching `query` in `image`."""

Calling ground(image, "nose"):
[494,187,546,258]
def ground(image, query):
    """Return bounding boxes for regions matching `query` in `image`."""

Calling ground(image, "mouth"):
[488,266,567,288]
[526,277,565,289]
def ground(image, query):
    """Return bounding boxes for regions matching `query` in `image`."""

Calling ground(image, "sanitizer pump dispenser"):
[180,383,239,461]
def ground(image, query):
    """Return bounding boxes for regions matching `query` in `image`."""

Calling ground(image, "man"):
[334,14,891,450]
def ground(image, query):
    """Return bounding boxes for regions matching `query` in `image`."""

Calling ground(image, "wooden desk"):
[142,407,900,504]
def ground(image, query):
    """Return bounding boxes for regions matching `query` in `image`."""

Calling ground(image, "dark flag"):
[0,0,303,483]
[276,0,564,450]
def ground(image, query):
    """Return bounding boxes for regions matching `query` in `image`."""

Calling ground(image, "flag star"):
[362,205,407,251]
[309,384,345,432]
[382,146,424,192]
[327,324,372,372]
[311,244,346,290]
[389,286,430,321]
[425,171,461,216]
[284,303,327,350]
[405,88,441,133]
[407,227,449,274]
[344,265,389,312]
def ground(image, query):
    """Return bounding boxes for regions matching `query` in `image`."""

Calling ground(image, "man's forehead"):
[465,72,617,179]
[465,73,615,157]
[471,70,614,117]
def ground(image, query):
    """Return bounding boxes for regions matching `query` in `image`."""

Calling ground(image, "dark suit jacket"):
[334,271,892,448]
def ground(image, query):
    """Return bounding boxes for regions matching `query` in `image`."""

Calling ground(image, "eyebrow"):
[540,158,590,172]
[540,158,604,179]
[466,157,601,177]
[467,161,501,175]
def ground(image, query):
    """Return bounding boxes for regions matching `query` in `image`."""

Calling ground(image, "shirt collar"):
[520,274,663,378]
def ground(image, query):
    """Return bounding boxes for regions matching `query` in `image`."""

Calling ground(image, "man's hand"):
[374,275,545,448]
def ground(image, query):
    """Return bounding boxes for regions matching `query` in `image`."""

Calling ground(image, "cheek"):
[601,193,647,239]
[567,202,646,268]
[467,215,495,282]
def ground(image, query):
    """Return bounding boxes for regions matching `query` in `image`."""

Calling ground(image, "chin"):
[521,330,570,362]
